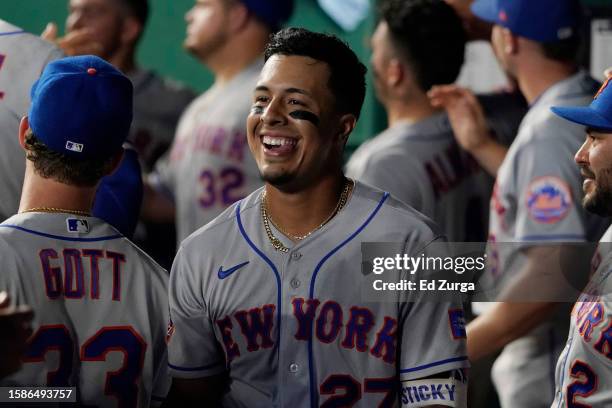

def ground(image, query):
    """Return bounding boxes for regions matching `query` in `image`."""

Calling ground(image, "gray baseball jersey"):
[552,225,612,408]
[0,20,63,220]
[0,213,169,407]
[167,181,469,407]
[128,68,196,172]
[152,59,264,244]
[484,71,609,408]
[345,113,485,242]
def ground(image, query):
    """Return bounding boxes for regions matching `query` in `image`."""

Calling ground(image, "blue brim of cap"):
[471,0,499,25]
[551,106,612,132]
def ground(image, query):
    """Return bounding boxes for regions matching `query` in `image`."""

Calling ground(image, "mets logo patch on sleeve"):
[525,176,572,224]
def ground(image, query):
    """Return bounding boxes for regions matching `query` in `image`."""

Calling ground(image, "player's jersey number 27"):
[24,325,146,407]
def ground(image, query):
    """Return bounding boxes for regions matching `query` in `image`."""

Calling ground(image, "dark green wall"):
[1,0,385,147]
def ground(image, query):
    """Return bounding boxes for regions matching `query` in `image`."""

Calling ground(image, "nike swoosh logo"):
[218,261,250,279]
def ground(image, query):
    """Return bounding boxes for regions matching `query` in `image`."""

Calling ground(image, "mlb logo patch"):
[526,176,572,224]
[66,218,89,233]
[65,140,84,153]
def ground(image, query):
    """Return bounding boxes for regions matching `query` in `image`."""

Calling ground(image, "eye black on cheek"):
[289,110,320,126]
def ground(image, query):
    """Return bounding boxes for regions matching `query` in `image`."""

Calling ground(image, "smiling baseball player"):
[0,55,169,407]
[165,28,469,407]
[549,75,612,408]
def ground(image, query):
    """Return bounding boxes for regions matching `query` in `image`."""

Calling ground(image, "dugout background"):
[1,0,611,149]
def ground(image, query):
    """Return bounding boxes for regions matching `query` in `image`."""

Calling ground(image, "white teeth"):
[262,136,297,146]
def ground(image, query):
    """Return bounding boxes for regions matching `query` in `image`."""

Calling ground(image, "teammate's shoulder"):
[352,181,441,235]
[180,187,264,249]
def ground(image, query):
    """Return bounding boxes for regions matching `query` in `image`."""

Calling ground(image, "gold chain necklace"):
[21,207,91,217]
[261,178,353,252]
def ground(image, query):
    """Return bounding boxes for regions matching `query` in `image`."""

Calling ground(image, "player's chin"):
[260,170,296,187]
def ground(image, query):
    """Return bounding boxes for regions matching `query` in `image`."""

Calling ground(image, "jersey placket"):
[278,244,311,407]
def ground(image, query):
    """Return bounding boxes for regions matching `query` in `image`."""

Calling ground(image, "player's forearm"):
[467,301,557,362]
[467,138,507,177]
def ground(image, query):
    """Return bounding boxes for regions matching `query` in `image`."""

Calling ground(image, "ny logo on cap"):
[66,218,89,233]
[65,140,84,153]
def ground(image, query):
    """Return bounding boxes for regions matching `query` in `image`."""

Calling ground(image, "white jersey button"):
[289,363,299,373]
[291,251,302,260]
[290,278,301,289]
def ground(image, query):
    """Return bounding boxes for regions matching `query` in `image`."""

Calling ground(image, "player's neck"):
[108,48,136,75]
[264,174,347,240]
[386,92,441,128]
[516,58,577,105]
[18,169,96,215]
[207,29,267,85]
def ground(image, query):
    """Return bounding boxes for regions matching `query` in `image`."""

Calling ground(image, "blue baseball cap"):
[551,78,612,132]
[470,0,580,42]
[241,0,294,30]
[28,55,133,161]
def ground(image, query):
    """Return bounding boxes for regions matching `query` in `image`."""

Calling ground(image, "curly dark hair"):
[24,131,116,187]
[378,0,466,92]
[264,27,367,119]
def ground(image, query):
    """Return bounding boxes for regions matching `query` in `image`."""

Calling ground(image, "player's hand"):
[443,0,492,40]
[41,22,103,56]
[0,292,34,379]
[605,67,612,78]
[428,85,492,153]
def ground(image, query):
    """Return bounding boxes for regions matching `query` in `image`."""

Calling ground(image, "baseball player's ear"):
[387,59,403,88]
[121,17,142,45]
[336,114,357,143]
[227,2,250,32]
[18,117,29,150]
[502,28,518,55]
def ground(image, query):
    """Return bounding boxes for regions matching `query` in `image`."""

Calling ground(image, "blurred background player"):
[44,0,196,171]
[347,0,505,242]
[550,68,612,408]
[0,19,63,221]
[429,0,609,406]
[0,55,169,406]
[143,0,293,250]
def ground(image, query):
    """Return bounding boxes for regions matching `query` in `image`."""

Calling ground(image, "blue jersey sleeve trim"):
[0,225,122,242]
[400,356,469,374]
[0,30,25,36]
[519,234,585,242]
[235,203,282,358]
[308,191,390,408]
[168,361,223,372]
